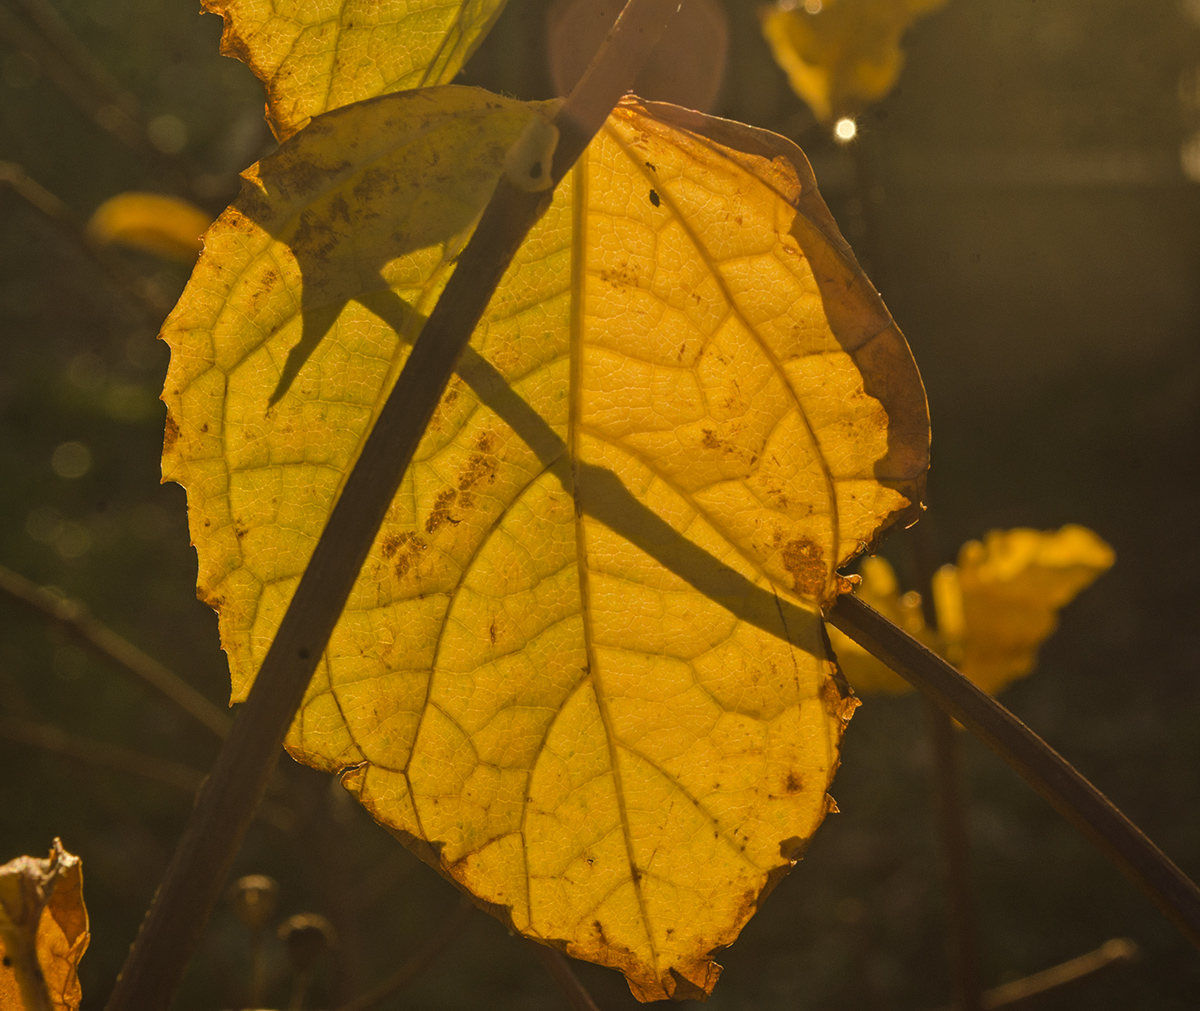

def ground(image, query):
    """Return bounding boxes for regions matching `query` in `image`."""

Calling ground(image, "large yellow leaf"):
[203,0,511,139]
[0,841,89,1011]
[829,526,1114,696]
[161,85,928,1000]
[760,0,948,124]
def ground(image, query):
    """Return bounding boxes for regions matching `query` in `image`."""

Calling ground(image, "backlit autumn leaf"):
[160,85,928,999]
[829,526,1114,695]
[760,0,948,125]
[203,0,511,139]
[0,840,89,1011]
[87,193,212,265]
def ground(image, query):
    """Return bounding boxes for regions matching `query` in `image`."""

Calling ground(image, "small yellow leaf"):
[87,193,212,265]
[161,85,928,1000]
[760,0,949,124]
[832,526,1113,696]
[946,525,1115,694]
[204,0,511,140]
[0,840,89,1011]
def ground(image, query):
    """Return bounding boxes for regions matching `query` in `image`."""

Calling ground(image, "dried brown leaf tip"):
[0,840,89,1011]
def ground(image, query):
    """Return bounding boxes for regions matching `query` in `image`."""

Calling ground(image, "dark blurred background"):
[1,0,1198,1008]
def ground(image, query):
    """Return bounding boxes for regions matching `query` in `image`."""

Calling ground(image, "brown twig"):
[0,718,205,792]
[828,592,1200,951]
[0,160,174,318]
[7,0,135,114]
[980,937,1137,1009]
[333,899,476,1011]
[909,522,983,1011]
[0,562,232,738]
[529,944,604,1011]
[925,699,983,1011]
[0,1,146,154]
[0,719,295,829]
[928,937,1138,1011]
[102,3,682,1009]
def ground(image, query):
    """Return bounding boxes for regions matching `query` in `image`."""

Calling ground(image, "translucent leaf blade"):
[204,0,511,139]
[161,86,928,1000]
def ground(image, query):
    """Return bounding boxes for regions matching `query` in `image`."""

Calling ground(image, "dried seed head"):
[278,913,336,973]
[228,874,278,932]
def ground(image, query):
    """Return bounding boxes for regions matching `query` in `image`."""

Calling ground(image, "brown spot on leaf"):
[162,413,179,452]
[598,263,639,288]
[425,488,458,534]
[784,772,804,794]
[781,537,826,599]
[488,619,497,645]
[383,531,428,579]
[701,428,721,450]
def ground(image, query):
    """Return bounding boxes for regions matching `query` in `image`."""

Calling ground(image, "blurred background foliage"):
[1,0,1199,1008]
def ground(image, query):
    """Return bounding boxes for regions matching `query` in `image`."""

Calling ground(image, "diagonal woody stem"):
[828,592,1200,952]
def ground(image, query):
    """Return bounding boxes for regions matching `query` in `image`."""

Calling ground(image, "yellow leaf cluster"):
[760,0,949,124]
[828,525,1114,696]
[86,193,212,265]
[160,84,928,999]
[0,841,89,1011]
[203,0,511,140]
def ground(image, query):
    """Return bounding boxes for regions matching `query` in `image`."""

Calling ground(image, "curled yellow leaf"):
[832,525,1114,696]
[0,840,89,1011]
[160,85,927,1000]
[946,525,1115,694]
[760,0,949,124]
[87,193,212,265]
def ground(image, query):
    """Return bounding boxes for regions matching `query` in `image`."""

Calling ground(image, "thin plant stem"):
[928,937,1137,1011]
[0,1,146,155]
[528,944,604,1011]
[0,719,205,793]
[102,3,682,1010]
[334,899,476,1011]
[980,937,1136,1009]
[0,161,174,318]
[925,700,983,1011]
[8,0,135,114]
[0,719,295,829]
[828,592,1200,951]
[909,523,983,1011]
[0,0,190,188]
[0,562,232,738]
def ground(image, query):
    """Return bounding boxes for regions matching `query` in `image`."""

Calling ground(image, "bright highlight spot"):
[804,0,823,13]
[833,117,857,142]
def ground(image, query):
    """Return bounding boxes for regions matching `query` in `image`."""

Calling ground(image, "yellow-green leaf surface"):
[161,85,928,1000]
[760,0,948,124]
[203,0,510,139]
[829,526,1114,696]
